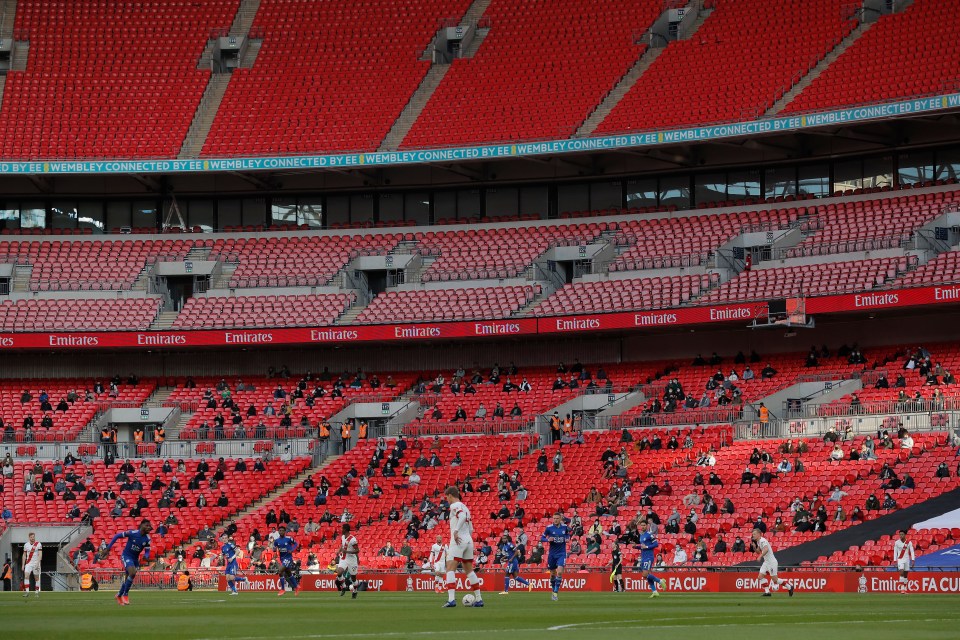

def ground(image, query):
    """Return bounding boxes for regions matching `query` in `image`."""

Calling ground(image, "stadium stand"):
[401,0,664,148]
[594,0,857,135]
[892,251,960,289]
[534,275,716,316]
[0,0,240,159]
[355,286,537,324]
[171,293,356,329]
[201,0,473,156]
[0,298,161,332]
[783,0,960,114]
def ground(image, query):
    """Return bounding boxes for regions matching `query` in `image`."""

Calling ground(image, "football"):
[462,594,476,607]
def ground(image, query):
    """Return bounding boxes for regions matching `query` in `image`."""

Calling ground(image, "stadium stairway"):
[747,486,960,568]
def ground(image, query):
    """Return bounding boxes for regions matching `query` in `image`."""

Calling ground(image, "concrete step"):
[335,303,368,326]
[765,20,874,116]
[11,40,28,71]
[379,64,450,151]
[239,39,262,68]
[462,0,493,25]
[151,310,180,330]
[230,0,261,38]
[0,0,16,40]
[212,263,237,289]
[575,47,663,138]
[179,74,232,159]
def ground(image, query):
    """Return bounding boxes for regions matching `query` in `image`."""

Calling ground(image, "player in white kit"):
[443,486,483,608]
[752,527,793,597]
[336,523,360,599]
[893,530,915,593]
[428,535,447,593]
[22,532,42,597]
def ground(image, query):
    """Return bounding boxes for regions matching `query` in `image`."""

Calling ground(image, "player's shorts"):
[280,556,295,570]
[507,560,520,574]
[431,561,445,575]
[547,553,566,571]
[897,559,911,572]
[638,558,653,572]
[337,555,359,576]
[447,538,475,563]
[225,559,239,576]
[24,562,40,575]
[121,554,140,570]
[759,559,778,577]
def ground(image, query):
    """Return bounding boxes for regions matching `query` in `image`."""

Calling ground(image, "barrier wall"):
[216,571,960,594]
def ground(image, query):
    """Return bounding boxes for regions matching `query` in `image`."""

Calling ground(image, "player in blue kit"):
[635,520,666,598]
[540,512,569,601]
[273,524,300,596]
[221,534,246,595]
[497,532,531,595]
[101,518,152,606]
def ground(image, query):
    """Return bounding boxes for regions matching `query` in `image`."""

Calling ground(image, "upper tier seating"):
[699,257,910,303]
[0,378,154,442]
[355,286,536,324]
[785,191,959,257]
[0,239,193,291]
[201,0,472,156]
[0,298,161,332]
[893,251,960,289]
[595,0,855,135]
[0,0,240,159]
[171,293,355,329]
[417,223,606,282]
[610,209,800,271]
[784,0,960,114]
[207,234,400,288]
[534,275,716,316]
[401,0,663,148]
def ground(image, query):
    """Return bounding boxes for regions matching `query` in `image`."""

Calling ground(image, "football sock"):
[515,576,529,586]
[446,571,456,601]
[467,571,481,598]
[279,577,286,590]
[552,576,560,594]
[119,576,133,596]
[503,577,510,592]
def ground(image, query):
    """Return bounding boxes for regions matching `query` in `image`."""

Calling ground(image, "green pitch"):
[2,591,958,640]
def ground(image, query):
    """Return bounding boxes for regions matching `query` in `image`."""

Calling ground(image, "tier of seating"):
[784,0,960,114]
[201,0,472,156]
[699,257,909,303]
[417,223,606,282]
[784,190,958,258]
[171,293,355,329]
[0,379,154,442]
[0,0,239,159]
[166,373,418,440]
[534,274,717,316]
[355,286,536,324]
[594,0,856,135]
[400,0,663,148]
[0,239,193,291]
[610,208,800,272]
[0,298,161,332]
[207,234,400,288]
[896,251,960,289]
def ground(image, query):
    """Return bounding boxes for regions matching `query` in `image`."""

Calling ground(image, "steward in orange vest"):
[340,423,352,453]
[358,421,368,440]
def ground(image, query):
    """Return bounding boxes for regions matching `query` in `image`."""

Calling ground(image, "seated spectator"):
[936,462,951,478]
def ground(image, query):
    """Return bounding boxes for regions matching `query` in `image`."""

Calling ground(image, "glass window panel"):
[898,151,934,186]
[863,155,893,190]
[935,148,960,182]
[271,198,297,226]
[218,199,243,229]
[728,169,761,199]
[457,189,481,219]
[0,207,20,230]
[106,202,131,231]
[242,198,266,227]
[519,185,548,217]
[659,176,690,209]
[486,187,518,217]
[694,173,726,205]
[558,184,589,215]
[77,202,104,233]
[404,191,430,224]
[326,196,349,227]
[187,200,214,233]
[589,181,621,210]
[133,200,157,230]
[834,159,862,192]
[379,193,403,223]
[298,199,323,229]
[51,201,78,229]
[764,167,797,199]
[798,164,829,198]
[626,179,658,209]
[350,194,374,224]
[434,191,455,223]
[21,202,45,229]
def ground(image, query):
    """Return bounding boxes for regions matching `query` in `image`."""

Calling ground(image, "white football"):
[462,594,476,606]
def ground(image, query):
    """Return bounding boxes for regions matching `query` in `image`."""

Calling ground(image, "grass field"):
[2,591,958,640]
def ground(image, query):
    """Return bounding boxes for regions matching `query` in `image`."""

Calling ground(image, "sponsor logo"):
[0,337,14,347]
[49,335,99,347]
[633,312,678,327]
[554,318,601,331]
[224,332,274,344]
[709,307,753,321]
[310,329,359,341]
[473,322,521,335]
[854,293,899,308]
[394,326,442,338]
[934,286,960,301]
[137,334,187,346]
[735,577,826,591]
